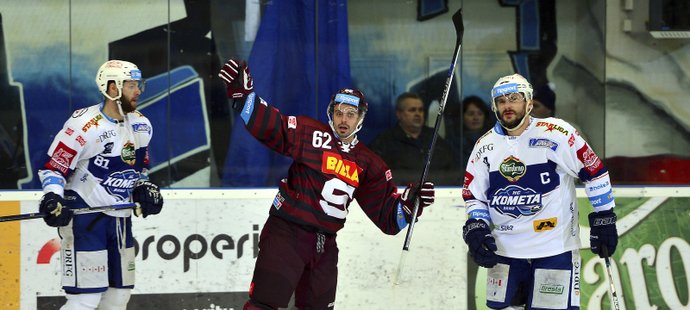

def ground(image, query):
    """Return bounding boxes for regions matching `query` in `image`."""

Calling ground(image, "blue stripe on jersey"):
[241,93,257,125]
[588,190,614,208]
[41,175,65,188]
[468,209,491,222]
[396,203,409,230]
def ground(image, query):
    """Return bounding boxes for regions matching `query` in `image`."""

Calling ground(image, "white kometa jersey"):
[462,117,615,259]
[38,103,153,217]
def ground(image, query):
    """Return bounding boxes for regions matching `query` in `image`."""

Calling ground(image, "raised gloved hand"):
[131,180,163,218]
[400,182,435,222]
[218,58,254,111]
[589,209,618,258]
[463,218,498,268]
[39,192,73,227]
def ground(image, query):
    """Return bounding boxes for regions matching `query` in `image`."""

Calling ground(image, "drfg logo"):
[37,225,261,273]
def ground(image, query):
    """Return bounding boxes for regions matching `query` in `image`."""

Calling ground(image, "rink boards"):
[0,187,689,310]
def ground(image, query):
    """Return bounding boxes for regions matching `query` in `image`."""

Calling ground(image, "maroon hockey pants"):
[245,215,338,309]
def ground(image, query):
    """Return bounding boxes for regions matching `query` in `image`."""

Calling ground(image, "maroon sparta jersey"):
[241,94,404,235]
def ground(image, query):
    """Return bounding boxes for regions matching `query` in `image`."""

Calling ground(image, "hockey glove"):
[39,192,73,227]
[400,182,435,222]
[462,218,498,268]
[218,58,254,111]
[589,209,618,258]
[132,180,163,218]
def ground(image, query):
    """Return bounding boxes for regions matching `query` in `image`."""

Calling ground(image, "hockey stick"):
[602,246,621,310]
[394,8,464,285]
[0,203,139,223]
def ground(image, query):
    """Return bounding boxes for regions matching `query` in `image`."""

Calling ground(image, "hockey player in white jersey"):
[461,73,617,309]
[38,60,163,310]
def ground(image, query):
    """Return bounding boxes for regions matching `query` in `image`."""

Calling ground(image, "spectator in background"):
[531,83,556,118]
[445,95,494,172]
[369,92,458,185]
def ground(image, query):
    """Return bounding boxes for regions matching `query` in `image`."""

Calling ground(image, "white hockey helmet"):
[95,60,143,101]
[490,73,534,131]
[490,73,533,109]
[327,88,368,140]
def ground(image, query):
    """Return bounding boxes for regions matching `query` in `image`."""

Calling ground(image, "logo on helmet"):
[334,93,360,107]
[492,83,519,98]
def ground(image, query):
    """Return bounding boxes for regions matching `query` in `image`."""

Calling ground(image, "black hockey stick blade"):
[395,7,464,285]
[0,203,139,223]
[452,8,464,45]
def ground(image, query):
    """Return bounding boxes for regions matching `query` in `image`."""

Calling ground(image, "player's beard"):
[500,109,526,130]
[120,96,137,113]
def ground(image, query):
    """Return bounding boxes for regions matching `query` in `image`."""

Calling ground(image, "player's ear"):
[107,81,117,94]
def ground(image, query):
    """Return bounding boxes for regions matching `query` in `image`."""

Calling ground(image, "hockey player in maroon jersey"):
[219,59,435,309]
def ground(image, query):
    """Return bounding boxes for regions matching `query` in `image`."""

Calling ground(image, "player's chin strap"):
[116,99,138,150]
[495,102,533,132]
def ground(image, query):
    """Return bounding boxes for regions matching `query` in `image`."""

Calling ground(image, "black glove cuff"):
[463,218,491,242]
[231,97,247,112]
[588,209,616,227]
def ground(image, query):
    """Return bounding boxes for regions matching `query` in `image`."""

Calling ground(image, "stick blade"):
[452,8,464,43]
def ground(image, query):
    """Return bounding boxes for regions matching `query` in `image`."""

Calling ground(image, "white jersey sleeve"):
[553,123,615,212]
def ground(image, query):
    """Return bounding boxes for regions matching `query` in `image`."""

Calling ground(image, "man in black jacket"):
[369,92,458,186]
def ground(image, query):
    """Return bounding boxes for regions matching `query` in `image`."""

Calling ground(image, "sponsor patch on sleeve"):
[45,142,77,175]
[385,169,393,181]
[576,144,603,175]
[288,116,297,129]
[462,172,475,200]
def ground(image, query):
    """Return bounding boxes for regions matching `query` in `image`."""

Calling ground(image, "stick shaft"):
[401,8,464,252]
[602,246,621,310]
[0,203,138,223]
[394,8,464,284]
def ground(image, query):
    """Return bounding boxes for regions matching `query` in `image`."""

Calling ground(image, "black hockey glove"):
[589,209,618,258]
[400,182,435,222]
[132,180,163,218]
[218,58,254,111]
[39,192,73,227]
[462,218,498,268]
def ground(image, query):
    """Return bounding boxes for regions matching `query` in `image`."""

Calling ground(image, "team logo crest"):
[491,185,542,218]
[499,155,526,182]
[102,169,139,200]
[121,141,136,166]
